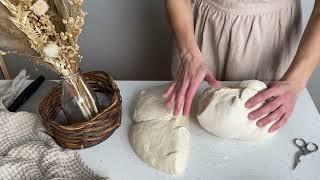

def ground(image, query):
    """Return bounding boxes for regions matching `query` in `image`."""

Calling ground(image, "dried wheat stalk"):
[0,0,86,76]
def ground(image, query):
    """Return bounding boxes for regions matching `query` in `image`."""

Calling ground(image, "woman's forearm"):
[165,0,200,56]
[282,1,320,89]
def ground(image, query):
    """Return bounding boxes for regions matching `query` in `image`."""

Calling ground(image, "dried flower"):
[62,19,68,24]
[43,43,60,58]
[30,0,49,16]
[0,50,7,55]
[60,32,68,41]
[0,0,85,76]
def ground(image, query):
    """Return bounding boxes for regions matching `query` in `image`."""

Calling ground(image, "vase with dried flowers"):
[0,0,99,124]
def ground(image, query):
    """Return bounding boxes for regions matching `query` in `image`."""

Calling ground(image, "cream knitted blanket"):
[0,70,108,180]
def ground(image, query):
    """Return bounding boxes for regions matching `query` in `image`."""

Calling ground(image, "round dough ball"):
[197,80,275,141]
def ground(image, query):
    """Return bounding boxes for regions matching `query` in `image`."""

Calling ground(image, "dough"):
[133,87,177,123]
[130,85,190,175]
[197,80,275,141]
[130,120,189,175]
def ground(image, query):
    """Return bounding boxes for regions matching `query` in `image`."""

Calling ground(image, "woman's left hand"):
[245,81,304,133]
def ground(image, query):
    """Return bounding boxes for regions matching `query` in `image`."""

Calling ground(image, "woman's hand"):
[245,0,320,134]
[245,81,304,133]
[163,51,219,116]
[165,0,220,115]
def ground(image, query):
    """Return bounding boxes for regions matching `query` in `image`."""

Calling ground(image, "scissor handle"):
[294,138,307,148]
[306,143,319,153]
[293,138,319,154]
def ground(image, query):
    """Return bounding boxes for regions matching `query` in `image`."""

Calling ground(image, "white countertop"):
[16,81,320,180]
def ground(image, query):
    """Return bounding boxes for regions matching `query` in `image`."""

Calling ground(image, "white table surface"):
[14,81,320,180]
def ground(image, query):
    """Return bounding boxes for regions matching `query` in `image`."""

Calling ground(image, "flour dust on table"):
[130,85,190,175]
[197,80,276,141]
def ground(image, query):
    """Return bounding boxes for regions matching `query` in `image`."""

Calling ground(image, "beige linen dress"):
[172,0,302,81]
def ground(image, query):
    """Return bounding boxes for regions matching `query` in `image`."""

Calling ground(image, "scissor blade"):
[292,152,302,171]
[292,159,300,170]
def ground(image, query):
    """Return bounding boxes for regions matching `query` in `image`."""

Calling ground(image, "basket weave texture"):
[39,71,122,149]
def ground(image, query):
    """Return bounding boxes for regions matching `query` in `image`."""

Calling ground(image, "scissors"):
[292,138,318,170]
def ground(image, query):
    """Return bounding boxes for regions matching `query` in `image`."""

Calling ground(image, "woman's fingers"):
[183,77,202,115]
[163,52,220,116]
[244,81,300,133]
[183,72,218,115]
[245,87,280,108]
[163,82,176,98]
[248,97,283,120]
[269,113,289,133]
[165,93,176,109]
[256,105,285,127]
[165,63,185,112]
[165,72,218,115]
[164,82,178,109]
[204,72,220,87]
[174,78,190,115]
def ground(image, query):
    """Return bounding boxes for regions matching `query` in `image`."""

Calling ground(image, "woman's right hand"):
[163,50,220,116]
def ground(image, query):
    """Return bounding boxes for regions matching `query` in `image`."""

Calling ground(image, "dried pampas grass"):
[0,3,37,56]
[0,0,86,76]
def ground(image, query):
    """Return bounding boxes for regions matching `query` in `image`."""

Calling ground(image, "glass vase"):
[61,71,99,124]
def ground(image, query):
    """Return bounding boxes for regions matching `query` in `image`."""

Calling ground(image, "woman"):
[163,0,320,133]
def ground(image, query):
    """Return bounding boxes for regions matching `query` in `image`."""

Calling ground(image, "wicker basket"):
[39,71,122,149]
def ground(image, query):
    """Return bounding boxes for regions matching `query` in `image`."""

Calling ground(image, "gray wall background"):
[3,0,319,111]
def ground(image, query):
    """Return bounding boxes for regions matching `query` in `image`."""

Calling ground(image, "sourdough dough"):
[197,80,275,141]
[133,87,176,123]
[130,85,190,175]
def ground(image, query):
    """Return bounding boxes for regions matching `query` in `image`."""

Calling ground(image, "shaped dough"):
[197,80,275,141]
[133,87,176,123]
[130,85,190,175]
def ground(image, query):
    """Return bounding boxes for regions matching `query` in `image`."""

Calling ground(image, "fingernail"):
[256,122,263,127]
[268,129,273,133]
[174,109,180,116]
[268,128,276,133]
